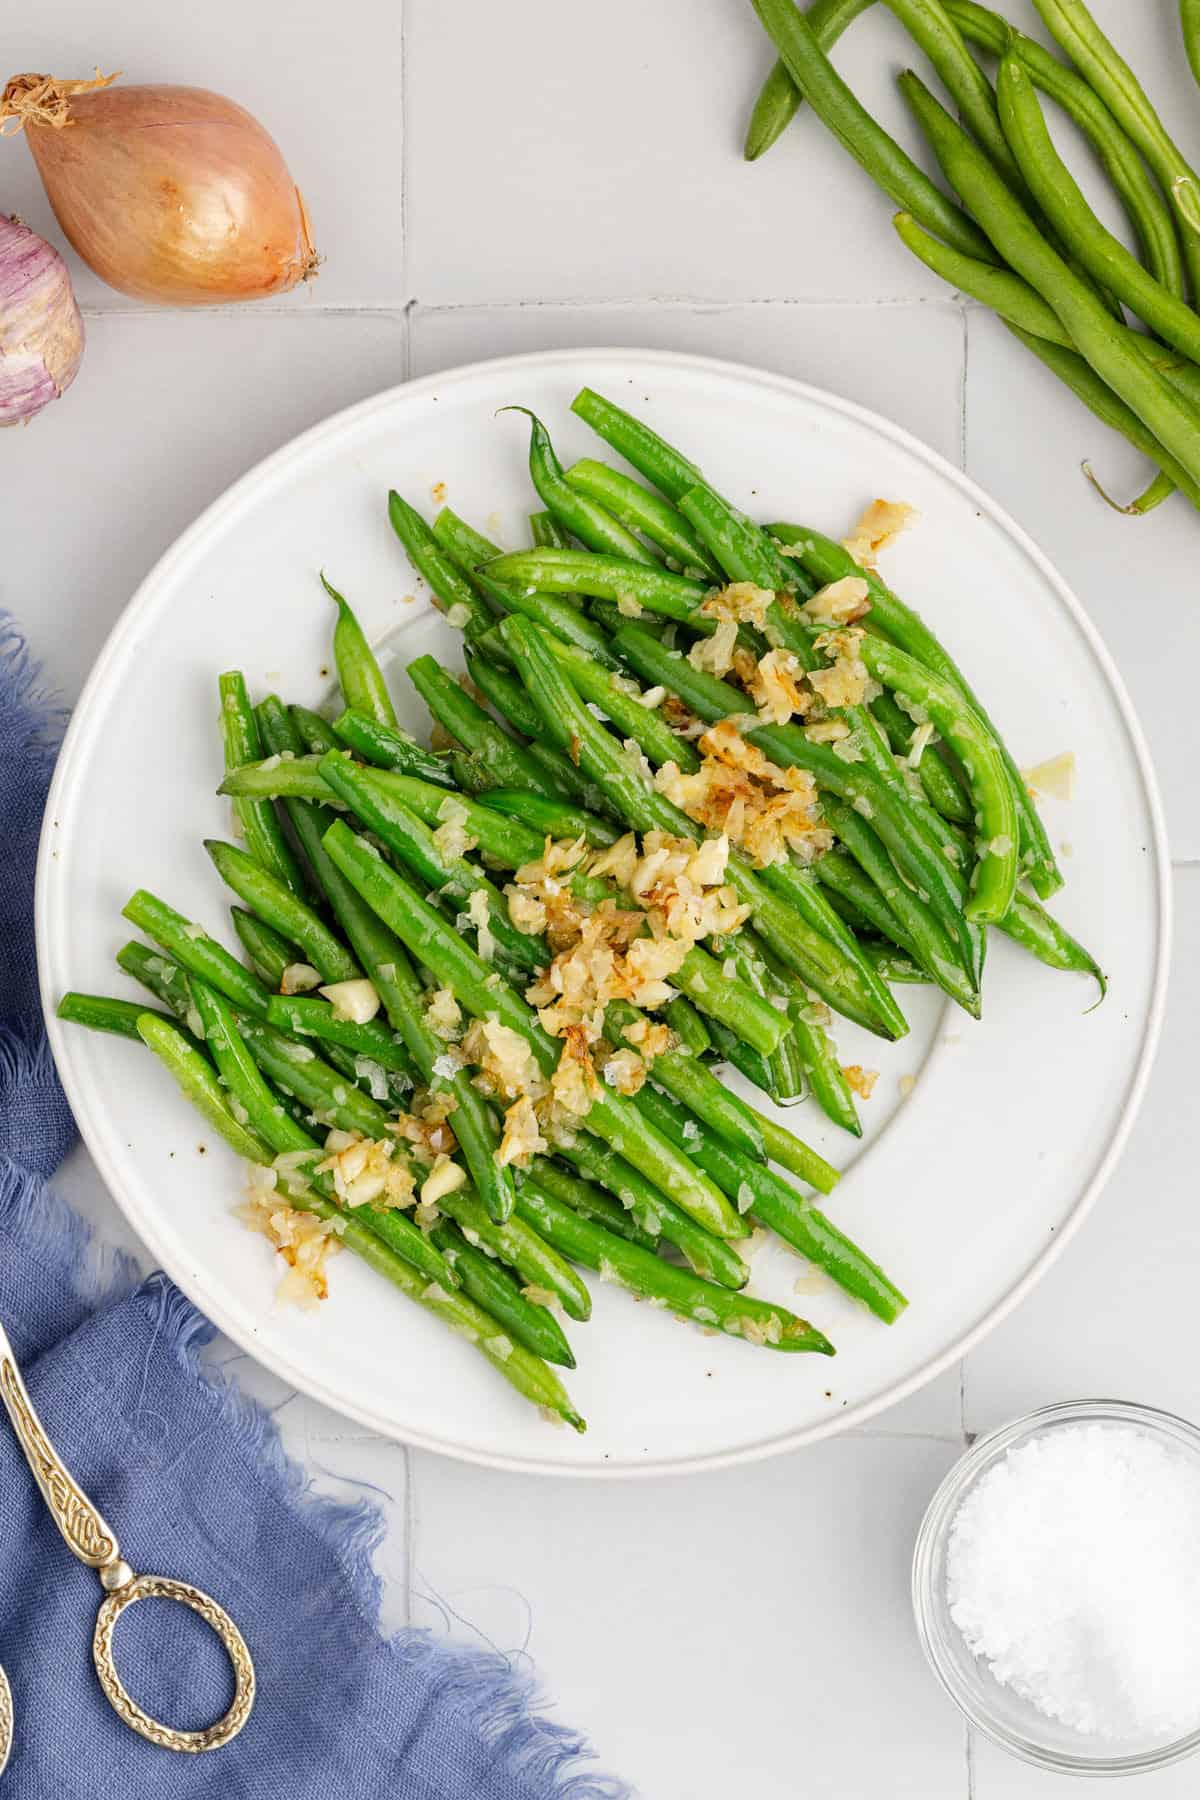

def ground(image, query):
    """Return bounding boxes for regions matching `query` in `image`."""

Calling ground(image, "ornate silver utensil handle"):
[0,1317,255,1756]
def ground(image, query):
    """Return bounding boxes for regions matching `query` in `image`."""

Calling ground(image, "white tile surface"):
[409,1436,966,1799]
[9,310,407,703]
[411,298,965,461]
[10,0,1200,1788]
[404,0,949,306]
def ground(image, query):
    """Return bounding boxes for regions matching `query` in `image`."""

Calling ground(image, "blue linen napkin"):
[0,618,629,1800]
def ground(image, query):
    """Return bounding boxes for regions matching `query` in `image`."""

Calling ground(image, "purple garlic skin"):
[0,213,84,425]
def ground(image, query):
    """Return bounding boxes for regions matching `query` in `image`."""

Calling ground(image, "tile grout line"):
[965,1722,977,1799]
[399,0,410,338]
[76,293,960,320]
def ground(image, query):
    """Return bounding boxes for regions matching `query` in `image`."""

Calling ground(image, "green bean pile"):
[57,387,1100,1435]
[744,0,1200,515]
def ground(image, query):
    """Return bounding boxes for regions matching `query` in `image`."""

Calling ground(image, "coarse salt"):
[946,1422,1200,1741]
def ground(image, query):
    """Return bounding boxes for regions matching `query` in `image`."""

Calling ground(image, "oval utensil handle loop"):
[0,1333,119,1568]
[93,1573,256,1754]
[0,1665,12,1777]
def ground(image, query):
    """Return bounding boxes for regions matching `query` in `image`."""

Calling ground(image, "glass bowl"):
[912,1399,1200,1777]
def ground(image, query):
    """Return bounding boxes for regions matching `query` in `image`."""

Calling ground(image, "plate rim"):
[36,345,1172,1478]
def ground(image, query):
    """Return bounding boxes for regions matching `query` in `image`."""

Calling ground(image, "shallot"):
[1,71,317,305]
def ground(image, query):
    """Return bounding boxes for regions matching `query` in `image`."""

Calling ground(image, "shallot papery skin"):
[5,78,318,305]
[0,213,83,425]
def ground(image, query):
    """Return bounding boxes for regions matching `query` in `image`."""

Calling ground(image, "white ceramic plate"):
[38,350,1169,1476]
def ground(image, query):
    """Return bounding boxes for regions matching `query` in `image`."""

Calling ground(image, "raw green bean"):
[1004,326,1200,512]
[503,408,655,564]
[633,1084,905,1322]
[279,1183,584,1430]
[947,0,1185,296]
[433,507,620,665]
[900,71,1200,495]
[321,820,746,1239]
[745,0,876,159]
[57,992,175,1040]
[519,1176,834,1352]
[564,459,721,576]
[528,1157,659,1248]
[205,839,361,982]
[896,209,1200,420]
[219,672,307,899]
[1032,0,1200,292]
[750,0,998,259]
[1186,0,1200,93]
[436,1183,592,1321]
[431,1221,576,1366]
[387,490,494,638]
[321,574,398,729]
[555,1131,749,1287]
[136,1014,273,1162]
[122,891,271,1018]
[291,705,341,755]
[331,708,455,787]
[997,55,1200,364]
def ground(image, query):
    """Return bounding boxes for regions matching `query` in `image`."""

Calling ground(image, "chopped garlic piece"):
[688,618,738,678]
[319,978,381,1024]
[842,1064,879,1099]
[432,795,478,861]
[497,1094,547,1168]
[280,962,321,995]
[424,986,463,1039]
[802,576,871,626]
[701,581,775,630]
[842,499,917,567]
[466,886,496,963]
[1022,751,1076,802]
[420,1154,467,1206]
